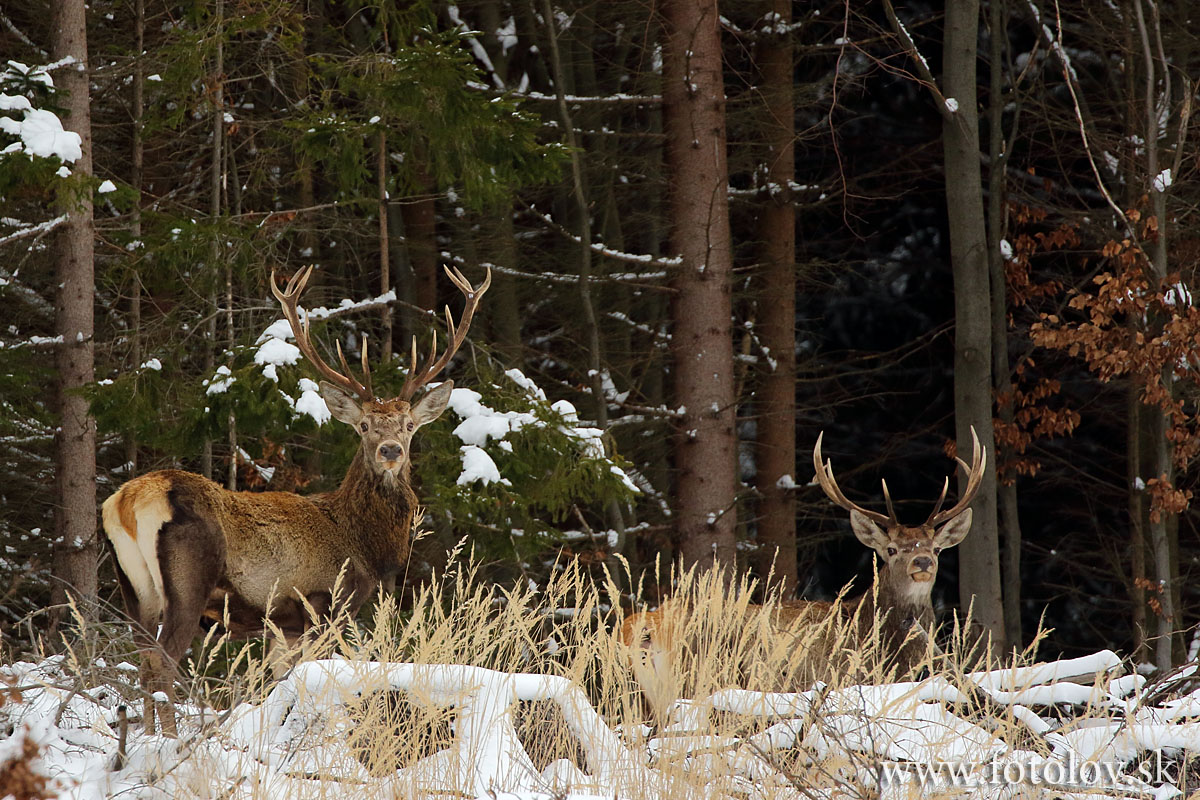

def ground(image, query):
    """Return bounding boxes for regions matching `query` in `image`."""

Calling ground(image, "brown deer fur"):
[103,266,488,733]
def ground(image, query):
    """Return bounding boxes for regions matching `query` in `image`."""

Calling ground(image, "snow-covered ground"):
[4,647,1200,799]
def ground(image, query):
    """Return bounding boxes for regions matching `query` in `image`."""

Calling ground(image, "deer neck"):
[855,563,935,634]
[321,451,417,572]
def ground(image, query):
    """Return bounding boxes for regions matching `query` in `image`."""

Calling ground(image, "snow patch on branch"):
[1153,168,1172,192]
[0,108,81,161]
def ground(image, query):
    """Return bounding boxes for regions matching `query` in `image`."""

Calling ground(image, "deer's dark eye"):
[887,546,898,557]
[933,547,942,555]
[360,422,369,432]
[407,421,414,431]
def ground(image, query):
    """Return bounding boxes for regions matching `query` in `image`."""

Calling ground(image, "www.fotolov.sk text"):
[880,750,1177,790]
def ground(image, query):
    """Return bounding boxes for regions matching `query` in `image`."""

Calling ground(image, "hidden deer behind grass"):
[620,429,987,717]
[101,265,490,733]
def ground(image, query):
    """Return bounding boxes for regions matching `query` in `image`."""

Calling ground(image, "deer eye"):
[407,421,414,432]
[359,422,369,432]
[933,547,942,555]
[886,546,898,557]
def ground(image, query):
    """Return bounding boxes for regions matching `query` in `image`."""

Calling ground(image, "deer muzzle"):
[909,555,935,581]
[376,441,405,469]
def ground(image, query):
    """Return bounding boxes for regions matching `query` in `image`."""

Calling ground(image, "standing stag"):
[620,429,986,714]
[102,265,490,732]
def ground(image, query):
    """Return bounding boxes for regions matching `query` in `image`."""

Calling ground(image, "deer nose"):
[912,556,934,573]
[377,442,405,463]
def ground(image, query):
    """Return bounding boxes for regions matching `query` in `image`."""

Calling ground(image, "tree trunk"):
[752,0,797,597]
[126,0,144,476]
[1133,0,1177,671]
[378,131,393,362]
[1128,394,1149,664]
[943,0,1005,651]
[987,0,1022,649]
[51,0,99,617]
[662,0,737,570]
[401,166,438,314]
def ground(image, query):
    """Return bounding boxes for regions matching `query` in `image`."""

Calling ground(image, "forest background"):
[1,0,1198,671]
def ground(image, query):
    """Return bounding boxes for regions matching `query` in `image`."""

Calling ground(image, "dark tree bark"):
[662,0,738,570]
[401,165,439,315]
[378,131,393,361]
[986,0,1022,649]
[51,0,98,616]
[752,0,798,597]
[943,0,1005,651]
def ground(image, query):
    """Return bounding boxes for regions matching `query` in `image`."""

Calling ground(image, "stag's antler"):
[812,432,896,527]
[813,427,987,526]
[398,266,492,401]
[926,426,987,526]
[270,266,375,401]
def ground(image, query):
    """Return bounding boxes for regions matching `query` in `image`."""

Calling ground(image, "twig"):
[880,0,953,121]
[113,706,128,770]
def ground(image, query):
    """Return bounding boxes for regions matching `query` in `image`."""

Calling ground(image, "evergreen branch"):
[440,249,675,292]
[0,10,43,54]
[492,88,661,105]
[522,203,682,269]
[0,215,68,248]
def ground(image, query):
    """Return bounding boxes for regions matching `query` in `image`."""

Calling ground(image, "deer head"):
[271,265,491,484]
[812,428,986,604]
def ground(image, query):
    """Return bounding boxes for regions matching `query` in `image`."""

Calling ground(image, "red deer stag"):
[102,265,490,732]
[808,427,986,674]
[620,429,986,715]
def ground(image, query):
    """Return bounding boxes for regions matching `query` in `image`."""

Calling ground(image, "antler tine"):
[928,426,988,526]
[926,476,950,522]
[398,266,492,401]
[881,479,898,521]
[270,267,374,402]
[812,432,893,526]
[333,336,374,401]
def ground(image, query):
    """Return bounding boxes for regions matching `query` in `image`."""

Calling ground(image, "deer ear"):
[850,509,892,554]
[412,380,454,427]
[933,508,973,549]
[320,381,363,426]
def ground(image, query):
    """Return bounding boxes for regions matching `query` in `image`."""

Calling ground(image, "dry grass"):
[6,554,1146,800]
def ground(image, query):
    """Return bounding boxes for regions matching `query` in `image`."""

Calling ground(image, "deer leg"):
[109,544,167,731]
[153,502,224,736]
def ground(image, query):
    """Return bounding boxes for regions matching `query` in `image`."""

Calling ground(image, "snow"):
[449,386,536,448]
[97,179,117,193]
[139,357,162,371]
[0,94,31,112]
[457,444,510,486]
[1154,168,1173,192]
[253,336,301,369]
[944,97,959,113]
[204,364,233,395]
[445,370,634,491]
[0,108,83,161]
[295,377,330,424]
[4,648,1199,800]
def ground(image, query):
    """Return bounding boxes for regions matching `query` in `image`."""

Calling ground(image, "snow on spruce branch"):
[1,61,81,164]
[523,205,681,268]
[0,215,67,247]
